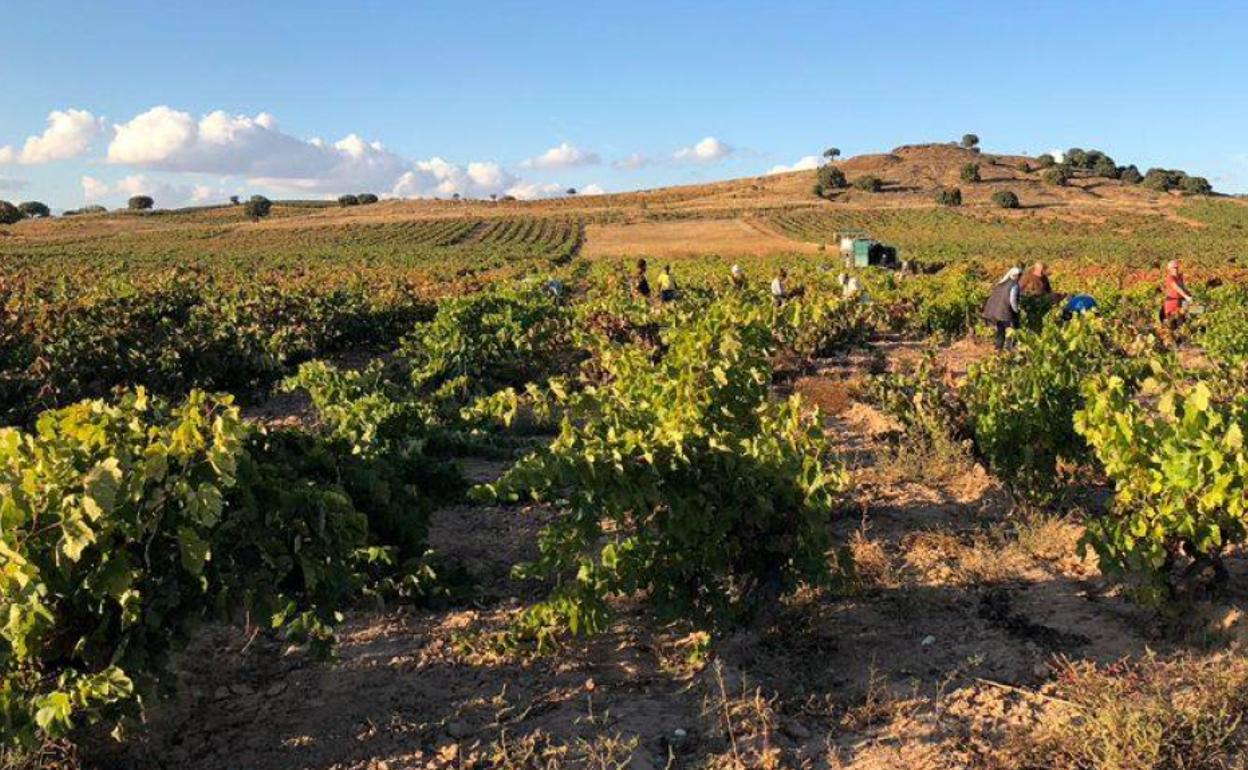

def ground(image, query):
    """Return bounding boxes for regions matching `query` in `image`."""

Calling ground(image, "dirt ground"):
[82,337,1248,770]
[581,219,819,259]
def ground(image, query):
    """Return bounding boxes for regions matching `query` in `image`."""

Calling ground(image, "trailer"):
[835,230,899,269]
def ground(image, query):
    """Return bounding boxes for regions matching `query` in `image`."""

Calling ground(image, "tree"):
[1143,168,1184,192]
[813,165,848,197]
[566,188,577,195]
[243,195,272,222]
[1119,165,1143,184]
[357,193,379,205]
[961,134,980,149]
[1036,154,1056,169]
[452,193,461,201]
[128,195,154,211]
[852,175,883,192]
[1092,155,1120,179]
[960,163,981,183]
[1042,165,1072,186]
[1065,148,1088,169]
[823,147,841,161]
[992,190,1020,209]
[0,201,23,225]
[935,187,962,206]
[1180,175,1213,196]
[337,194,360,207]
[490,193,498,202]
[18,201,50,218]
[229,195,241,205]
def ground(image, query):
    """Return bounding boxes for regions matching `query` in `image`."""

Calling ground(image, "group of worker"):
[631,259,863,307]
[982,259,1193,351]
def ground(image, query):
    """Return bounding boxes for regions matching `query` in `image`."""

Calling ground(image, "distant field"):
[582,217,818,258]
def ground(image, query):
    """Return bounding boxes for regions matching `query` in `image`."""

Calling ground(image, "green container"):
[852,238,874,267]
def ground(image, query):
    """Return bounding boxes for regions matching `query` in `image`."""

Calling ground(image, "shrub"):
[964,314,1134,501]
[473,300,848,642]
[1017,159,1031,173]
[1042,165,1072,186]
[1065,148,1088,168]
[357,193,379,205]
[961,133,980,149]
[81,205,107,215]
[960,163,981,183]
[17,201,50,218]
[1035,154,1056,169]
[935,187,962,206]
[852,175,883,192]
[243,195,272,221]
[1077,370,1248,602]
[127,195,154,211]
[1119,165,1143,184]
[992,190,1020,209]
[0,200,23,225]
[1180,175,1213,195]
[337,194,360,207]
[814,165,848,197]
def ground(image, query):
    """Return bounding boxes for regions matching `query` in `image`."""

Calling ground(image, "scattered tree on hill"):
[852,175,883,192]
[357,193,379,205]
[18,201,50,218]
[243,195,272,222]
[128,195,154,211]
[1017,159,1031,173]
[823,147,841,161]
[813,165,848,198]
[960,163,981,183]
[1180,175,1213,196]
[452,193,461,201]
[229,195,240,205]
[1092,155,1120,179]
[489,193,498,202]
[992,190,1020,209]
[935,187,962,206]
[961,134,980,149]
[1036,153,1056,169]
[0,201,23,225]
[566,188,577,195]
[500,194,517,202]
[1065,148,1088,168]
[1142,168,1185,192]
[1042,165,1072,186]
[1119,165,1143,184]
[337,194,360,207]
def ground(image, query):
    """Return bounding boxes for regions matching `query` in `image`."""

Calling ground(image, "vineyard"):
[4,150,1248,770]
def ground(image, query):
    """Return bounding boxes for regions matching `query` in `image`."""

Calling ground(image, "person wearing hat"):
[983,266,1023,350]
[730,264,747,290]
[1162,259,1193,329]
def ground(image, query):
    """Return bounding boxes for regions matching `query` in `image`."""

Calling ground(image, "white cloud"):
[504,181,565,200]
[673,136,733,163]
[521,141,600,170]
[0,177,29,191]
[0,109,105,165]
[107,107,409,193]
[612,152,652,170]
[81,176,109,200]
[81,174,225,207]
[1046,149,1066,164]
[579,183,606,195]
[766,155,820,175]
[392,157,520,199]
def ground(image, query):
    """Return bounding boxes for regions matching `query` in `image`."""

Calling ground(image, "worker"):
[843,275,868,303]
[633,258,651,300]
[657,265,678,302]
[1019,262,1052,297]
[730,264,747,290]
[982,266,1022,350]
[1061,293,1098,321]
[1161,259,1193,329]
[770,269,788,306]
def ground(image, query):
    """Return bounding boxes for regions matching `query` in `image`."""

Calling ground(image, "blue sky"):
[2,0,1246,209]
